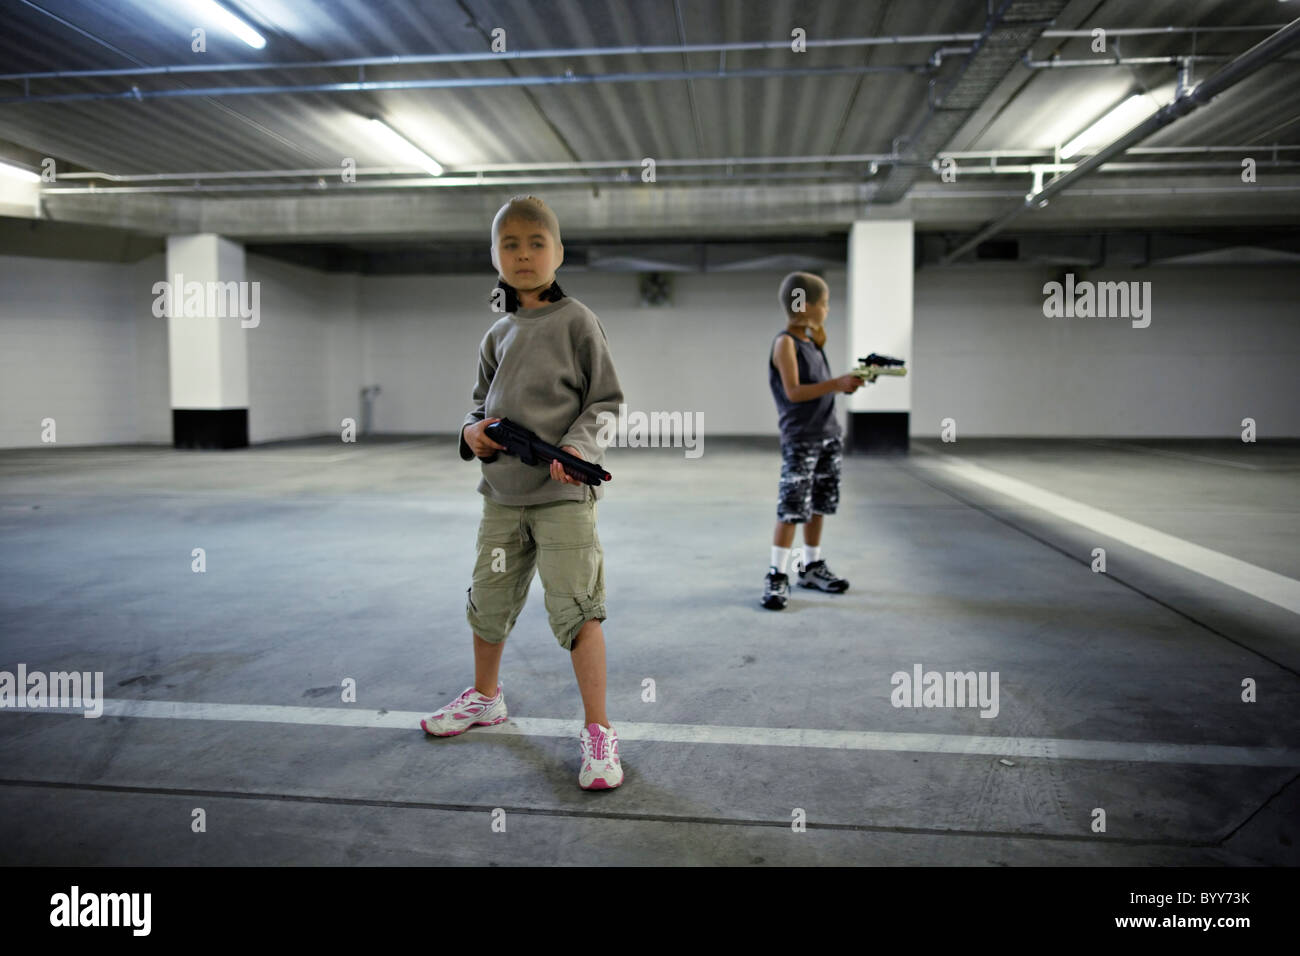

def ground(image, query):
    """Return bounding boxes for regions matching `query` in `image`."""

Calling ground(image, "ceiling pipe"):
[3,23,1286,84]
[930,46,975,67]
[1026,53,1289,68]
[43,163,1300,195]
[40,145,1296,186]
[1024,53,1300,68]
[53,152,904,183]
[940,146,1300,158]
[946,160,1300,174]
[46,156,1295,191]
[913,184,1300,197]
[39,169,880,195]
[0,34,985,82]
[0,62,929,104]
[939,17,1300,265]
[41,179,1300,200]
[1038,24,1287,38]
[912,184,1300,199]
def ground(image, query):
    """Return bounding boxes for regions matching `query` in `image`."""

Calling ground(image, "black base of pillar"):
[848,411,909,454]
[173,409,249,449]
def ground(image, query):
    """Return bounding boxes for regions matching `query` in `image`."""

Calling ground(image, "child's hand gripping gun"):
[851,352,908,383]
[479,418,612,486]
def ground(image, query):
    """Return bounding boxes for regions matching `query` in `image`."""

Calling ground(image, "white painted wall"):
[0,250,362,448]
[2,253,1295,448]
[358,269,849,438]
[244,255,354,444]
[0,254,164,448]
[132,255,171,444]
[912,264,1300,438]
[358,274,487,437]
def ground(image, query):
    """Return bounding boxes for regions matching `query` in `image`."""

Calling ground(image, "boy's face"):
[492,216,563,291]
[811,289,829,324]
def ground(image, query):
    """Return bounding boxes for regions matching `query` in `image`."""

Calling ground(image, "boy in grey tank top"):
[763,272,865,610]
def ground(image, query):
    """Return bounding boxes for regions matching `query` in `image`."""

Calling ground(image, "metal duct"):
[871,0,1071,205]
[940,16,1300,265]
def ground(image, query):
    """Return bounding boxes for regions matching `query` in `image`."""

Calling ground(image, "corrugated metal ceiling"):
[0,0,1296,210]
[1,0,984,175]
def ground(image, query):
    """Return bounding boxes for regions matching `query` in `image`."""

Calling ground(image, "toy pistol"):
[851,352,908,382]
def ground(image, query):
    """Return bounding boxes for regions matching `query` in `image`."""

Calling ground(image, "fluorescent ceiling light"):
[1060,92,1164,159]
[183,0,267,49]
[0,160,40,183]
[367,118,445,176]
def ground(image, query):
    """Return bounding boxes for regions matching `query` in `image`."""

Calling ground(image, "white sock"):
[804,546,821,564]
[770,546,791,574]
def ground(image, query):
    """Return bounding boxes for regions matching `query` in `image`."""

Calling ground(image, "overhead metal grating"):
[871,0,1070,204]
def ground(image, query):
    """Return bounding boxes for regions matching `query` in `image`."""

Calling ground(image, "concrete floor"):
[1,435,1297,865]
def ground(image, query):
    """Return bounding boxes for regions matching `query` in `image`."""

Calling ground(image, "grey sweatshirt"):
[458,296,624,505]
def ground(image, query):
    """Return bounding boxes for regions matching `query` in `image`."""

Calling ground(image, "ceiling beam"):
[940,16,1300,264]
[870,0,1072,205]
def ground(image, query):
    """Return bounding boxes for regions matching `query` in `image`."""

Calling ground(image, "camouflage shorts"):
[777,435,842,523]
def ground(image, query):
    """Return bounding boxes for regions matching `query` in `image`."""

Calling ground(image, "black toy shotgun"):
[478,417,612,486]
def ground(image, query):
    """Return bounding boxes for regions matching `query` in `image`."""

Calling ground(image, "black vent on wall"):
[976,239,1019,260]
[639,272,673,306]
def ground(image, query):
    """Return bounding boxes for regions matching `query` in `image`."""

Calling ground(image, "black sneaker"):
[798,559,849,593]
[761,570,790,610]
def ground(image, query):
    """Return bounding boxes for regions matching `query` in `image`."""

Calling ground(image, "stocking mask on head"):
[491,277,566,313]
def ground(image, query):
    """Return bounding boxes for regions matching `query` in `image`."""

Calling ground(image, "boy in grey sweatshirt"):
[421,196,626,791]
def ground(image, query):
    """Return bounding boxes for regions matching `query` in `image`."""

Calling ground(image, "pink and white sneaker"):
[420,685,507,736]
[579,722,623,790]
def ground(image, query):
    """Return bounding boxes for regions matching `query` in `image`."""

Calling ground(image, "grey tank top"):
[768,330,841,442]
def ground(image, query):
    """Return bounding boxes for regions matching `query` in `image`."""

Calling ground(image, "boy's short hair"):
[491,195,562,248]
[778,272,827,320]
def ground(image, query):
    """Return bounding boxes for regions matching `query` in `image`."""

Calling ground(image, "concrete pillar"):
[162,234,251,448]
[846,220,913,453]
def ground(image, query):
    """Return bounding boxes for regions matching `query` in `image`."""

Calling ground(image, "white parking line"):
[912,449,1300,616]
[9,698,1299,767]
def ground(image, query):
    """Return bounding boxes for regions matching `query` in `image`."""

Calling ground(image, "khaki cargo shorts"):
[466,488,606,650]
